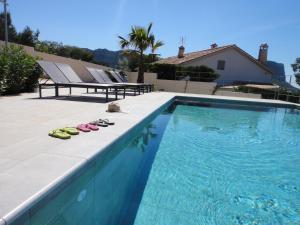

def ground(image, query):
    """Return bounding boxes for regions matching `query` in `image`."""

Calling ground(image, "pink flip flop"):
[76,124,91,132]
[86,124,99,131]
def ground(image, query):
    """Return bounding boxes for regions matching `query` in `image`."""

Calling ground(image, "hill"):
[91,48,123,68]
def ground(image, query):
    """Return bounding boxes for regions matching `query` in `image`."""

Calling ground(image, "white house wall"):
[181,48,272,85]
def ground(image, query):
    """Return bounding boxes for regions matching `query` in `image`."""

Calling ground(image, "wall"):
[127,72,217,95]
[34,51,111,82]
[0,40,35,55]
[215,90,262,99]
[186,81,217,94]
[182,48,272,85]
[127,72,157,84]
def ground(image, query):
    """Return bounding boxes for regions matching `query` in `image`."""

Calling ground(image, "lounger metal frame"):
[86,67,153,94]
[38,61,126,102]
[38,83,125,102]
[109,70,153,93]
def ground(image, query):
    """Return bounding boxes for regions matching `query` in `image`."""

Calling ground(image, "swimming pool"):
[13,98,300,224]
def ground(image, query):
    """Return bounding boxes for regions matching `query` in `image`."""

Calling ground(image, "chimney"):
[178,45,185,58]
[211,43,218,49]
[258,43,268,63]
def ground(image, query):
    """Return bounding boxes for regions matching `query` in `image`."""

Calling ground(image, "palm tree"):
[118,23,163,83]
[149,34,164,62]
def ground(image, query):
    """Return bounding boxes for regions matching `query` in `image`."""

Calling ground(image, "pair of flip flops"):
[49,127,79,140]
[89,119,115,127]
[49,119,115,139]
[77,124,99,132]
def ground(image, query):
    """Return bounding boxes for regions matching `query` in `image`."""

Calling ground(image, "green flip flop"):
[49,129,71,139]
[60,127,79,135]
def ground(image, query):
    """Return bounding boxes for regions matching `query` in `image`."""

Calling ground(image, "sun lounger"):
[86,67,115,84]
[86,67,152,95]
[112,70,127,82]
[86,67,140,95]
[108,70,153,92]
[37,61,126,102]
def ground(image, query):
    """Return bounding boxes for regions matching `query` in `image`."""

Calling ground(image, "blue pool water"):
[17,100,300,225]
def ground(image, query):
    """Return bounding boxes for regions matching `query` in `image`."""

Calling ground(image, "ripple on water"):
[135,105,300,225]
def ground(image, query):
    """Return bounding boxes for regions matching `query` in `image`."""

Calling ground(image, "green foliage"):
[291,58,300,85]
[120,50,154,72]
[0,12,18,42]
[149,63,219,82]
[148,63,177,80]
[149,34,164,62]
[0,12,39,47]
[35,40,94,62]
[177,65,219,82]
[35,41,61,54]
[0,45,42,95]
[118,23,163,83]
[17,26,39,47]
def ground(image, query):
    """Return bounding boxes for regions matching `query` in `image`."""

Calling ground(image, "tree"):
[35,41,94,62]
[35,41,64,55]
[118,23,163,83]
[17,26,39,47]
[120,50,154,72]
[292,58,300,85]
[69,47,93,61]
[149,34,164,62]
[0,12,17,42]
[0,13,39,47]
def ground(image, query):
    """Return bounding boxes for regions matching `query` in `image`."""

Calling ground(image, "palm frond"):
[147,23,153,36]
[153,40,164,49]
[118,36,130,49]
[149,34,155,46]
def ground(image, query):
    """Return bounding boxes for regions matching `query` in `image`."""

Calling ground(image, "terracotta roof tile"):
[156,45,234,64]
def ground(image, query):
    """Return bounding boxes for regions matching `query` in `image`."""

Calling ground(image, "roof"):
[156,44,273,74]
[266,61,285,78]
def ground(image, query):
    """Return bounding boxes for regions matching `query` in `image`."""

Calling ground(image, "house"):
[156,43,276,85]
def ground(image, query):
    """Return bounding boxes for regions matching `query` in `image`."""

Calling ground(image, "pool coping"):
[1,94,175,225]
[1,93,300,224]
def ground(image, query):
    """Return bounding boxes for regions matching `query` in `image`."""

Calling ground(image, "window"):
[217,60,225,70]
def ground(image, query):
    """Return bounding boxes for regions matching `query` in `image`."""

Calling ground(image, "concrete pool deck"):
[0,89,299,224]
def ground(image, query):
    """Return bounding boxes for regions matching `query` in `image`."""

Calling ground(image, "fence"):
[174,71,218,82]
[176,71,300,91]
[127,72,217,95]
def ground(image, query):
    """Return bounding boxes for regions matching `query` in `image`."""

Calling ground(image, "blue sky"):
[6,0,300,75]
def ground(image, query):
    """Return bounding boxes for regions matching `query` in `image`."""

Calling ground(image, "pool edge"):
[1,96,175,225]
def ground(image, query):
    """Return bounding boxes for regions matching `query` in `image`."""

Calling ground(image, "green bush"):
[148,63,219,82]
[148,63,177,80]
[0,45,42,95]
[295,73,300,85]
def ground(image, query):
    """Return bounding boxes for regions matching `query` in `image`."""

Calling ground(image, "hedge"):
[148,63,219,82]
[0,45,42,95]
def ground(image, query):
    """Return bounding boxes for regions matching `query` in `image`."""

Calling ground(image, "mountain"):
[91,48,123,68]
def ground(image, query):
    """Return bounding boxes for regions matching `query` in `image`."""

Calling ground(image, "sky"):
[5,0,300,75]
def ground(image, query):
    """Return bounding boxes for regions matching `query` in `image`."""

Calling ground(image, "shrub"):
[0,45,42,95]
[148,63,177,80]
[177,65,219,82]
[295,74,300,85]
[148,63,219,82]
